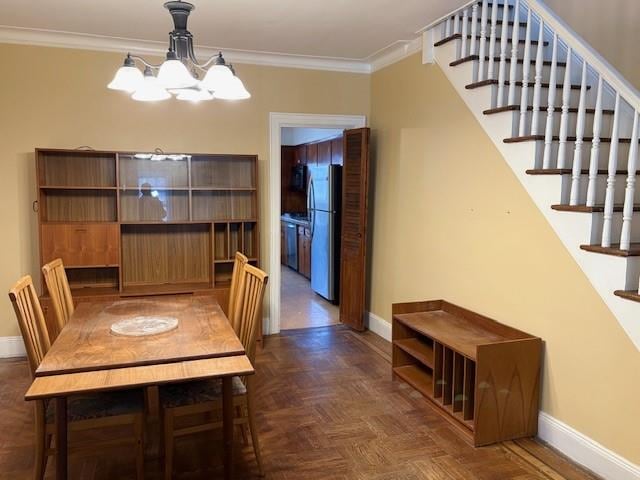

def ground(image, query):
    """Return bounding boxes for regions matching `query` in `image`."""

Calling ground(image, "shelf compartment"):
[120,190,189,222]
[433,342,444,399]
[119,155,189,189]
[214,262,234,286]
[191,155,256,189]
[65,267,119,291]
[192,191,256,221]
[393,337,434,368]
[41,189,117,222]
[242,222,258,259]
[38,151,116,188]
[442,347,453,405]
[452,352,465,413]
[463,359,476,422]
[214,223,228,260]
[121,224,211,288]
[393,365,433,399]
[229,223,241,257]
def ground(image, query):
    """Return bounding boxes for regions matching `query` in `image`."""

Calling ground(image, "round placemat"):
[110,316,179,337]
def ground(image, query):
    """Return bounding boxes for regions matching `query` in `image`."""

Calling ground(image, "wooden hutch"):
[35,148,260,332]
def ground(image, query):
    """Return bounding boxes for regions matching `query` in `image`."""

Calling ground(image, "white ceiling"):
[0,0,457,60]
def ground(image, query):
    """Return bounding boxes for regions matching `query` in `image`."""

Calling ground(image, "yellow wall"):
[0,43,370,336]
[543,0,640,90]
[369,53,640,464]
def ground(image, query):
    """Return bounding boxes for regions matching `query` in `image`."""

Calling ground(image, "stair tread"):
[614,290,640,302]
[451,55,567,68]
[551,204,640,213]
[505,135,638,144]
[526,168,630,175]
[484,105,615,115]
[580,243,640,257]
[436,34,547,48]
[468,79,587,90]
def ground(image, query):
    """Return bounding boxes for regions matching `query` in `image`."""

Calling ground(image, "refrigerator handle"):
[308,177,316,239]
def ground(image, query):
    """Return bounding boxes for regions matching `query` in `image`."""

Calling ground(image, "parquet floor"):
[0,326,599,479]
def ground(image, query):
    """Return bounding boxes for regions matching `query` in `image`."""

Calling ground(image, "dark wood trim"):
[614,290,640,302]
[451,55,567,68]
[580,244,640,257]
[527,168,630,175]
[505,135,637,144]
[551,204,640,213]
[484,105,615,115]
[468,80,587,91]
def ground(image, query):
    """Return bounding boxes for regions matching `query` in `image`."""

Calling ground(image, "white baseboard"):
[365,311,391,341]
[0,336,26,358]
[365,312,640,480]
[538,412,640,480]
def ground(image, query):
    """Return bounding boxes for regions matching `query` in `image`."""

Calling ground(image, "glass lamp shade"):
[200,64,234,92]
[108,65,144,93]
[214,75,251,100]
[157,59,198,89]
[175,87,214,102]
[131,69,171,102]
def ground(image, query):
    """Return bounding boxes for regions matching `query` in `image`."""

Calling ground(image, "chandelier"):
[108,1,250,102]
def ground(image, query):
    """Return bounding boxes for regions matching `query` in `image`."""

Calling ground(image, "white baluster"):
[461,9,469,59]
[569,60,588,205]
[542,33,559,169]
[620,111,639,250]
[454,13,461,36]
[478,0,489,81]
[557,47,573,169]
[602,93,621,248]
[518,8,533,136]
[586,75,604,206]
[530,19,545,135]
[496,0,510,107]
[507,0,521,105]
[470,4,479,56]
[487,0,500,80]
[445,17,452,37]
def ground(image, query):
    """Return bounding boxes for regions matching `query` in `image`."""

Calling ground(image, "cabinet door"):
[306,143,318,166]
[41,223,119,267]
[297,226,305,274]
[280,223,287,265]
[294,145,307,165]
[303,234,312,279]
[317,140,332,166]
[331,137,343,165]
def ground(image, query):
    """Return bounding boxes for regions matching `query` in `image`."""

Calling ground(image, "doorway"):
[267,113,366,335]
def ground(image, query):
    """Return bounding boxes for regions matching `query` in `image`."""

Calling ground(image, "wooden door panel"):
[339,128,370,331]
[41,224,119,267]
[294,145,307,165]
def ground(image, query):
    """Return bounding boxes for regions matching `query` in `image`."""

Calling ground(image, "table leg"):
[55,397,68,479]
[222,376,233,480]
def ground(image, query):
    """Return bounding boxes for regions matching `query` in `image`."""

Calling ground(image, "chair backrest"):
[231,264,268,363]
[228,251,249,332]
[42,258,74,338]
[8,275,51,377]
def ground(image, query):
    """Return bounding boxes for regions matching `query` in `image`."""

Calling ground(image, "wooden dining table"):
[25,295,253,480]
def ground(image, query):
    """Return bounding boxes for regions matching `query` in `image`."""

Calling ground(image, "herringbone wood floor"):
[0,326,599,479]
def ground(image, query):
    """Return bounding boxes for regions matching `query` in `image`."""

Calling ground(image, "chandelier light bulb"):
[157,50,198,89]
[107,55,144,93]
[131,67,171,102]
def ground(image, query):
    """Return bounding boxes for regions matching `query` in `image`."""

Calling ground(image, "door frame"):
[267,112,366,335]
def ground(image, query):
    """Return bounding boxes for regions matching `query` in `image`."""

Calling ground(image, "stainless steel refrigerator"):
[307,165,341,302]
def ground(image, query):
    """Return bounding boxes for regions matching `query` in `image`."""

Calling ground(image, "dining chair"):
[160,264,268,479]
[9,275,146,480]
[41,258,74,340]
[227,251,248,331]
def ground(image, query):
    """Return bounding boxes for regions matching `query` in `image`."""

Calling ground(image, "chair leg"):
[163,410,174,480]
[34,401,47,480]
[134,414,145,480]
[246,378,264,477]
[236,405,249,445]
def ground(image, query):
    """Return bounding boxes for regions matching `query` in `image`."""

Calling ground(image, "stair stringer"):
[433,40,640,350]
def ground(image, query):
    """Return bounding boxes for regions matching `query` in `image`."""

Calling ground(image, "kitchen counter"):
[281,214,310,228]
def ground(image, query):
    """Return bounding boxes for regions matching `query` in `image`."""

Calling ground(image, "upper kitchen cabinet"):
[294,145,307,165]
[317,140,331,166]
[331,137,343,165]
[306,143,318,166]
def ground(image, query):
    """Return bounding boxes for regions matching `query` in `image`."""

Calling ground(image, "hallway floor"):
[280,266,339,330]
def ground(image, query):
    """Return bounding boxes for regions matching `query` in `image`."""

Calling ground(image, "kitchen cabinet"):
[317,140,332,166]
[331,137,343,165]
[306,143,318,166]
[298,225,311,279]
[294,145,307,165]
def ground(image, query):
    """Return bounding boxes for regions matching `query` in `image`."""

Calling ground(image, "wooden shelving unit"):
[392,300,542,446]
[36,148,260,319]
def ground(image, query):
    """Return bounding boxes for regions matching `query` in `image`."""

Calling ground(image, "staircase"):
[422,0,640,350]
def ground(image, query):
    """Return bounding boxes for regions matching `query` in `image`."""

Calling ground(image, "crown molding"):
[369,37,423,73]
[0,25,372,74]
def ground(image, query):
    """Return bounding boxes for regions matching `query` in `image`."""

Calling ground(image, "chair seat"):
[160,376,247,409]
[46,389,144,423]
